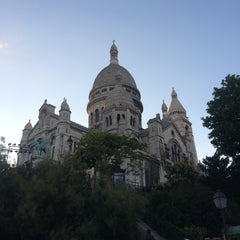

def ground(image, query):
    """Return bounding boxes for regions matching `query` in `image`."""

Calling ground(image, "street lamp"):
[213,191,228,240]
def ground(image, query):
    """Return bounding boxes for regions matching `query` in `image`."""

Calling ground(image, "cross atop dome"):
[110,40,118,64]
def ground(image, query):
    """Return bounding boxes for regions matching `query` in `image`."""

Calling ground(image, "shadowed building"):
[18,42,198,187]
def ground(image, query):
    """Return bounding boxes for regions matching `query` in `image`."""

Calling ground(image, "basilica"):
[18,42,198,187]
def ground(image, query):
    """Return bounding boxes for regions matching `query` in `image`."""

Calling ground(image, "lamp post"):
[213,191,228,240]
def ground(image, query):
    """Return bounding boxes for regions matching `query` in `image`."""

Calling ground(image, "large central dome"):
[91,41,137,92]
[92,64,137,91]
[87,41,143,132]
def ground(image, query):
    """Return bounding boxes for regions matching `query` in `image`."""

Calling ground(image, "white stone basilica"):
[18,42,198,187]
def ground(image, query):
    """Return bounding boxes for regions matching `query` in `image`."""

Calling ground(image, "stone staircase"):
[137,220,167,240]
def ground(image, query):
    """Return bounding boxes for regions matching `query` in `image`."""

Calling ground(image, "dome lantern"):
[110,40,118,64]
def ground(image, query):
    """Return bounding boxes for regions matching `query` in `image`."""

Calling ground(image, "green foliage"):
[73,131,146,176]
[164,162,199,188]
[0,138,144,240]
[202,74,240,160]
[92,184,143,240]
[200,153,230,190]
[144,163,222,240]
[184,225,207,240]
[17,159,93,240]
[0,161,22,239]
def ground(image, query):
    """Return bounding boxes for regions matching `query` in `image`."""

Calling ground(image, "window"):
[101,107,104,120]
[102,88,107,92]
[117,114,120,124]
[95,109,99,122]
[90,112,93,125]
[109,116,112,125]
[171,142,181,162]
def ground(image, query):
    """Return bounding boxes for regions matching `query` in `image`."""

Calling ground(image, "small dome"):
[171,88,178,98]
[24,120,32,130]
[168,89,186,116]
[162,100,168,112]
[60,98,70,111]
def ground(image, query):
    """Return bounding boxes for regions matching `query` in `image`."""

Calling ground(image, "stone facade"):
[18,42,198,187]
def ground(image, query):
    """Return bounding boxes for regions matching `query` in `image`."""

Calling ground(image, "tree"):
[16,154,143,240]
[73,131,146,177]
[200,153,230,190]
[202,74,240,160]
[164,162,199,188]
[0,161,22,239]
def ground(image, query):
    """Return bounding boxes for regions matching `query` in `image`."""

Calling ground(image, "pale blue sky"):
[1,0,239,162]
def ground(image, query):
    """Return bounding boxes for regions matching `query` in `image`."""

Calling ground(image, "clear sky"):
[0,0,239,163]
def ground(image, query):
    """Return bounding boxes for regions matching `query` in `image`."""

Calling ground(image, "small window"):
[95,109,99,123]
[133,118,135,127]
[90,112,93,125]
[109,116,112,125]
[102,88,107,92]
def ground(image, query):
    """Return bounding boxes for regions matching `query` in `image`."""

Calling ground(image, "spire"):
[168,88,186,116]
[162,100,168,118]
[110,40,118,64]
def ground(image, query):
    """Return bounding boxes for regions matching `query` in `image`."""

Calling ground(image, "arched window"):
[109,116,112,125]
[95,109,99,123]
[101,107,104,120]
[90,112,93,125]
[117,114,120,124]
[130,116,133,126]
[170,142,181,162]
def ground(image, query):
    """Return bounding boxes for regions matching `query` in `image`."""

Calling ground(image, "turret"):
[161,100,168,119]
[21,120,32,142]
[168,88,198,165]
[59,98,71,121]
